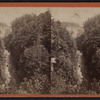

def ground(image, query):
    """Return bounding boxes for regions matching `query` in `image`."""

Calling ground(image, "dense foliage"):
[79,15,100,83]
[3,12,83,94]
[4,11,51,94]
[51,20,78,94]
[0,39,5,85]
[2,11,100,94]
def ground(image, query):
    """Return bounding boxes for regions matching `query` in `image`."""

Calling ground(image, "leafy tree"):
[80,15,100,83]
[4,11,51,93]
[51,20,78,93]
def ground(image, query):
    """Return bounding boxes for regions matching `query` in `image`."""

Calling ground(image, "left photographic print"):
[0,7,51,94]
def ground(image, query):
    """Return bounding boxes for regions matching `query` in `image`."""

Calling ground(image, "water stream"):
[0,48,11,89]
[3,49,11,85]
[76,50,83,84]
[0,35,11,89]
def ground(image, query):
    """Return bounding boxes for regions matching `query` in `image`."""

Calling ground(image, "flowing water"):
[0,48,11,89]
[0,34,11,88]
[76,50,83,84]
[3,49,11,85]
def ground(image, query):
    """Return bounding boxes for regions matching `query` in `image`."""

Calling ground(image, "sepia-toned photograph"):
[0,7,100,95]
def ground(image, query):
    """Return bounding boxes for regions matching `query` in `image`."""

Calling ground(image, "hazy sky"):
[51,7,100,25]
[0,7,48,26]
[0,7,100,26]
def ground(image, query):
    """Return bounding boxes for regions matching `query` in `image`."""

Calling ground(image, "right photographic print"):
[51,7,100,94]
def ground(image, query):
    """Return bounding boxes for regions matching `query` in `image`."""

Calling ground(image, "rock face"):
[70,13,81,25]
[62,22,84,39]
[0,22,11,38]
[66,23,81,38]
[63,13,84,39]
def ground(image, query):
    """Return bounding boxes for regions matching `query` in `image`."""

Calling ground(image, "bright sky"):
[0,7,100,26]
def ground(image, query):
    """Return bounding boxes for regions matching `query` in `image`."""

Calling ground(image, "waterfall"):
[1,49,11,87]
[76,50,83,84]
[0,36,11,89]
[4,49,11,85]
